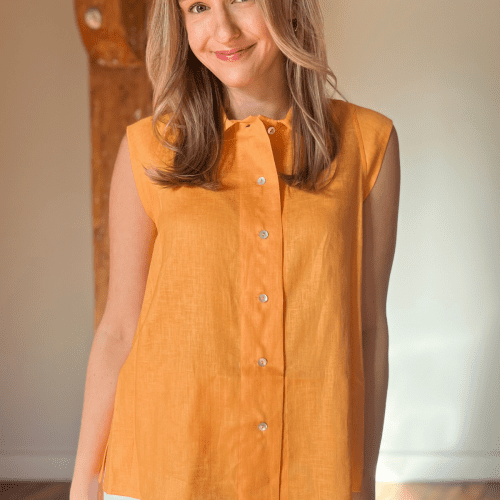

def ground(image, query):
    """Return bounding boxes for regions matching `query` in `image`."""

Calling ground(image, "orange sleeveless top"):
[98,98,393,499]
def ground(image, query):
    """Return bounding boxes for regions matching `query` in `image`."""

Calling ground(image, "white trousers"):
[103,492,139,500]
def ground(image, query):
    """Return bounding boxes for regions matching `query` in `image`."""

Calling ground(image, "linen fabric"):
[97,98,394,500]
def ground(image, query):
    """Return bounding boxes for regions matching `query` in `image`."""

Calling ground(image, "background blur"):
[1,0,499,485]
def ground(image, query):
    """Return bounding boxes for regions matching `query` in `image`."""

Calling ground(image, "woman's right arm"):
[70,133,157,499]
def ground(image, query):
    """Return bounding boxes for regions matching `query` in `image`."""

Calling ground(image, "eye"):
[187,3,205,14]
[188,0,249,14]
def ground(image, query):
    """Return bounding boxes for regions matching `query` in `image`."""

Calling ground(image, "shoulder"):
[326,98,396,152]
[126,114,177,158]
[348,101,394,138]
[327,98,394,133]
[127,114,176,140]
[347,101,395,159]
[126,116,156,153]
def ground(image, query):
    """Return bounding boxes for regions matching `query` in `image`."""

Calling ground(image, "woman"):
[71,0,400,499]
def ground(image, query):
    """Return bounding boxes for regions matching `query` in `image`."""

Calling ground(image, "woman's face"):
[178,0,285,94]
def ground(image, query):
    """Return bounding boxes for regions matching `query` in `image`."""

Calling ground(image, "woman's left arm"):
[355,125,401,500]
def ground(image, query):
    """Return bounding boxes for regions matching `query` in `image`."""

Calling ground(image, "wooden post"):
[74,0,153,335]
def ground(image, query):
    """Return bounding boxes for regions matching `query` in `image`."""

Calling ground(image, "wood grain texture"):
[74,0,153,336]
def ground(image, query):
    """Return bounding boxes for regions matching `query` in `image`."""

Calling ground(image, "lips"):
[216,44,253,55]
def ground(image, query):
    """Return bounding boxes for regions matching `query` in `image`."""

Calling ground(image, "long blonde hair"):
[144,0,348,192]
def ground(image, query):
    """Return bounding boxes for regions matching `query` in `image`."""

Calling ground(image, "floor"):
[0,481,499,499]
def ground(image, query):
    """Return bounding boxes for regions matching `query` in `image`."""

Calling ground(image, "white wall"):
[0,0,93,480]
[1,0,499,484]
[325,0,500,483]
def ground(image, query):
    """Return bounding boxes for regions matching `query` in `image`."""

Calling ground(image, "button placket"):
[257,162,272,438]
[258,169,269,432]
[237,118,284,499]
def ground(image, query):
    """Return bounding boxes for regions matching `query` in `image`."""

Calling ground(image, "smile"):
[215,44,255,61]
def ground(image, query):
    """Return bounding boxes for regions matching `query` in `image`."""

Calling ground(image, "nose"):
[211,9,242,41]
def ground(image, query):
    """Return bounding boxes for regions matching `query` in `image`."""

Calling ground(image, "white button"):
[258,357,267,367]
[258,422,268,431]
[259,230,268,239]
[259,294,268,303]
[267,126,275,135]
[257,177,266,185]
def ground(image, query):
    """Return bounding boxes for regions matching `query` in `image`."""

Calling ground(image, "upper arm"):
[361,125,400,332]
[98,133,157,344]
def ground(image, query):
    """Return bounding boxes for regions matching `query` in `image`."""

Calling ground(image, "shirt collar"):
[222,104,293,132]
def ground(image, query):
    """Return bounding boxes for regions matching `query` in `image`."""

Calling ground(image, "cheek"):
[253,16,272,36]
[188,39,209,58]
[189,30,206,47]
